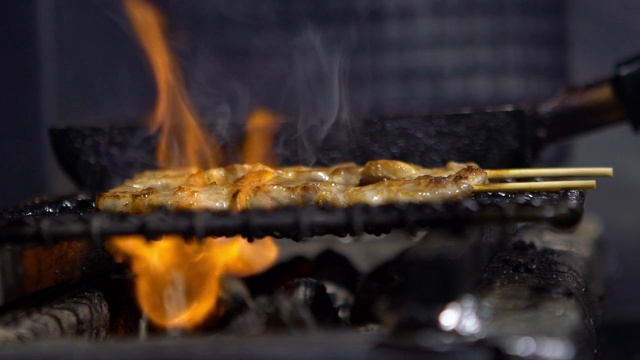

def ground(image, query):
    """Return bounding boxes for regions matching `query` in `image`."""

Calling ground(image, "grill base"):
[0,218,602,359]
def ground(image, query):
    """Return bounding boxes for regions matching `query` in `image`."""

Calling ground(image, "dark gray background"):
[564,0,640,322]
[1,0,639,321]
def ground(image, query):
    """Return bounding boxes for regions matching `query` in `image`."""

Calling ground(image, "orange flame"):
[124,0,219,168]
[107,235,278,329]
[242,108,281,165]
[109,0,282,330]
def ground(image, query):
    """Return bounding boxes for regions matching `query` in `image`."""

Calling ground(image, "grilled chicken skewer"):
[97,160,605,214]
[97,161,485,213]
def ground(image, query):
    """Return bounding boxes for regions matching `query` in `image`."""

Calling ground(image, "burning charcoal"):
[243,256,314,297]
[219,277,253,315]
[350,258,401,326]
[0,289,109,343]
[220,296,271,336]
[267,278,341,331]
[323,282,354,325]
[312,249,360,293]
[198,277,254,332]
[281,279,341,326]
[311,250,360,324]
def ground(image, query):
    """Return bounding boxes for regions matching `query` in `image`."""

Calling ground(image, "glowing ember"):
[108,0,281,330]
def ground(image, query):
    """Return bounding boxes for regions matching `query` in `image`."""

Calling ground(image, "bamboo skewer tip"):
[485,167,613,180]
[473,180,597,193]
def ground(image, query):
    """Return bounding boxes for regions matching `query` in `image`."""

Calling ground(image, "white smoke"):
[289,25,357,164]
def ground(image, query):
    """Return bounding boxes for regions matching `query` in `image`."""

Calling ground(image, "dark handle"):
[535,53,640,143]
[612,53,640,131]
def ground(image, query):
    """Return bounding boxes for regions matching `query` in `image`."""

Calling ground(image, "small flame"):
[107,235,278,329]
[242,108,281,165]
[124,0,219,168]
[111,0,282,330]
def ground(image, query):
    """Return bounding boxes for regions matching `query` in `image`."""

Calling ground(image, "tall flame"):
[109,0,281,330]
[124,0,219,168]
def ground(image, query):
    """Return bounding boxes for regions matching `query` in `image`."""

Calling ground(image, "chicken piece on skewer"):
[277,163,362,186]
[359,160,478,185]
[96,160,487,214]
[349,164,487,205]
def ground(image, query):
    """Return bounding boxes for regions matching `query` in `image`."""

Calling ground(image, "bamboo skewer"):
[473,166,611,192]
[486,167,613,179]
[472,180,597,193]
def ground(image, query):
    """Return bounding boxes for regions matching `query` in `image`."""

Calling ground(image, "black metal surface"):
[49,127,158,192]
[274,109,533,169]
[50,110,535,191]
[0,190,585,249]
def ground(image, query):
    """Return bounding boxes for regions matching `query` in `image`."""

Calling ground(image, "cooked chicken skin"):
[278,163,362,185]
[96,161,487,213]
[359,160,477,185]
[348,165,486,205]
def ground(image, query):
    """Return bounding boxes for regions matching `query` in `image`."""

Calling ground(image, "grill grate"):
[0,190,584,248]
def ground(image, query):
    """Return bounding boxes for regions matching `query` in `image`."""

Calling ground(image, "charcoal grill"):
[0,184,603,359]
[1,1,627,358]
[1,85,611,358]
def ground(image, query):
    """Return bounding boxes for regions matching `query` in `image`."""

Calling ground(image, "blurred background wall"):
[564,0,640,322]
[1,0,639,321]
